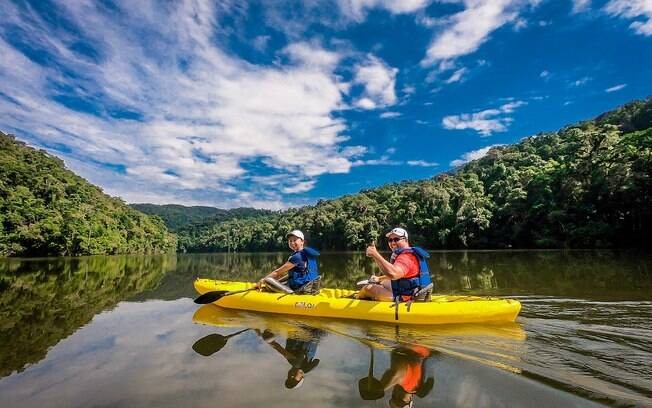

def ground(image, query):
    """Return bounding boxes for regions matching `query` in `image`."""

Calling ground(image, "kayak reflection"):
[192,304,525,404]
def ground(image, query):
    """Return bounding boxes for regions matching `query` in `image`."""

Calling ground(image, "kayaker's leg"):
[263,277,294,294]
[357,281,393,301]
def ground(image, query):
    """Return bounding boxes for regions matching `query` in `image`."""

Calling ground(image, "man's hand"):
[366,242,379,258]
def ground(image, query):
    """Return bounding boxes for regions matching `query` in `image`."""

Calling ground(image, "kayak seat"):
[296,276,321,295]
[414,283,434,302]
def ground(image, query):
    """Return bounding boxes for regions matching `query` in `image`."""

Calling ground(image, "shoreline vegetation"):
[2,98,651,257]
[0,133,176,257]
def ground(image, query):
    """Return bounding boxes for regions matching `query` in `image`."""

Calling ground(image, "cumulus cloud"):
[605,83,627,92]
[0,0,392,208]
[352,55,399,109]
[450,144,504,167]
[442,100,527,136]
[421,0,539,66]
[605,0,652,36]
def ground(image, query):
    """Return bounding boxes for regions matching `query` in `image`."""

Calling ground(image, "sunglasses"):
[387,237,405,243]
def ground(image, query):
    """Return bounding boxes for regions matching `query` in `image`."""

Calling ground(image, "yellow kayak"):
[194,279,521,325]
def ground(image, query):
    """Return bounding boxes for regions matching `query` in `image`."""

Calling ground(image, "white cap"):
[286,230,305,240]
[385,227,408,239]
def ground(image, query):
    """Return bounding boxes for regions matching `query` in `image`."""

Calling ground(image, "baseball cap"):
[286,230,305,240]
[385,227,408,239]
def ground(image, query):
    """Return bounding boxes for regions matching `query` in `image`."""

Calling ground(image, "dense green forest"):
[0,133,176,256]
[176,98,652,252]
[130,204,272,232]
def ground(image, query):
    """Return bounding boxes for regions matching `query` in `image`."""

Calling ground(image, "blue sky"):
[1,0,651,209]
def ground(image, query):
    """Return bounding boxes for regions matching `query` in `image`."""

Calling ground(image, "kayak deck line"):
[194,278,522,325]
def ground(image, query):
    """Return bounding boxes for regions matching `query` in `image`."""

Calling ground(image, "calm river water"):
[0,251,651,407]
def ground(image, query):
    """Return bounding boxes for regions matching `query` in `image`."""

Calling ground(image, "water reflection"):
[255,328,322,389]
[1,251,650,407]
[192,304,525,406]
[357,344,435,408]
[0,255,175,377]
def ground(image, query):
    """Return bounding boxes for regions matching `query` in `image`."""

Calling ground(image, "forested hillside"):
[176,98,652,251]
[0,133,176,256]
[130,204,272,232]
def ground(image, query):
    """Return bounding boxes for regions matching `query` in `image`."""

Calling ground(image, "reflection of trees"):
[0,255,175,378]
[429,250,652,299]
[173,250,651,298]
[1,250,648,379]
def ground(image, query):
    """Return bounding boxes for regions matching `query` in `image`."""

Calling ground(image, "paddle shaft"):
[193,286,258,304]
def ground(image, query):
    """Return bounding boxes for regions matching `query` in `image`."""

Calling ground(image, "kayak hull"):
[194,279,521,325]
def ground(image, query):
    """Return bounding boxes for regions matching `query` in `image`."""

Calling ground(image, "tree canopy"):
[0,133,176,257]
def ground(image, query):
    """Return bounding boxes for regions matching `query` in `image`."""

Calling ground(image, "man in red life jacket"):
[382,346,434,408]
[357,227,421,301]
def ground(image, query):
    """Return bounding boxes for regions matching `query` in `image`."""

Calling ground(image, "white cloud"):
[251,35,271,52]
[282,180,317,194]
[572,0,591,13]
[422,0,538,66]
[338,0,432,21]
[0,0,375,207]
[540,70,550,79]
[442,100,527,136]
[352,55,399,109]
[571,76,591,86]
[605,0,652,36]
[407,160,439,167]
[284,41,342,71]
[380,111,401,118]
[450,144,504,166]
[445,67,469,84]
[605,83,627,92]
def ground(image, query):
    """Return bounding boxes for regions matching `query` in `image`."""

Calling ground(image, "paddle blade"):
[192,334,228,356]
[194,290,229,304]
[358,377,384,400]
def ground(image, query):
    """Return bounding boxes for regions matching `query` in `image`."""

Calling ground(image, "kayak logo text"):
[294,301,315,309]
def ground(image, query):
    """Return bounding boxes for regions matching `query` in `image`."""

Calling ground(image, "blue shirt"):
[288,251,305,273]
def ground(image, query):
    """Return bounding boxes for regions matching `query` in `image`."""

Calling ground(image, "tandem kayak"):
[194,279,521,325]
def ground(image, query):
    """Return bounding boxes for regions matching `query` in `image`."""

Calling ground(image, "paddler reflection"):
[359,344,435,408]
[255,328,322,389]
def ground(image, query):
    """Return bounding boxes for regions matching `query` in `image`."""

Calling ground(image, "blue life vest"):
[390,247,432,299]
[288,246,320,290]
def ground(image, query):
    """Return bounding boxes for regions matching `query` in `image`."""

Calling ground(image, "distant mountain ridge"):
[0,132,176,257]
[130,204,273,232]
[172,97,652,251]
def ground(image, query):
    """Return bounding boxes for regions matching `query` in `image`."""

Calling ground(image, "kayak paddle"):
[358,345,384,400]
[192,328,250,356]
[193,287,258,304]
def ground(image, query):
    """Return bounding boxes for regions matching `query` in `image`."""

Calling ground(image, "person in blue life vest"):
[256,229,321,294]
[357,227,433,302]
[255,328,322,390]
